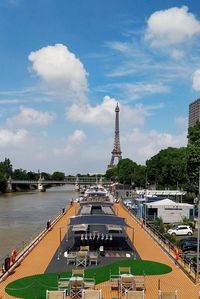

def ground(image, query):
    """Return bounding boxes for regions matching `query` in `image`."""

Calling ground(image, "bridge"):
[6,176,110,192]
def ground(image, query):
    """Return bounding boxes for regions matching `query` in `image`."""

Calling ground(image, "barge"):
[1,186,200,298]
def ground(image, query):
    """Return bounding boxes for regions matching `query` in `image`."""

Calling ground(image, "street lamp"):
[144,189,148,228]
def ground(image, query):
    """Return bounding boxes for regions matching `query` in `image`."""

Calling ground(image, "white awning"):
[106,224,122,231]
[72,224,88,232]
[137,189,186,196]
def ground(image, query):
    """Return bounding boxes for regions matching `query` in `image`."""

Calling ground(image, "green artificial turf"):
[5,259,172,299]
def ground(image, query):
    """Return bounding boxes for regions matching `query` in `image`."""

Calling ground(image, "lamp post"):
[144,180,149,228]
[144,189,147,228]
[196,169,200,284]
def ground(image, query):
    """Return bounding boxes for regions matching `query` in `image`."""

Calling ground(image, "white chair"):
[110,271,120,291]
[158,290,178,299]
[125,290,145,299]
[134,276,145,291]
[66,252,76,265]
[76,251,88,267]
[89,251,98,265]
[69,278,84,299]
[119,267,131,275]
[58,277,70,292]
[46,290,65,299]
[82,289,102,299]
[72,268,85,277]
[120,276,136,296]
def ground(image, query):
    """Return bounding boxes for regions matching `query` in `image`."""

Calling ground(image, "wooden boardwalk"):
[0,201,200,298]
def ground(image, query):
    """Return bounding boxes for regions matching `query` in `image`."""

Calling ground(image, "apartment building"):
[189,98,200,127]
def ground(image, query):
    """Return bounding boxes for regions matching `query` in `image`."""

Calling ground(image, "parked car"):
[179,237,197,247]
[167,225,193,236]
[179,238,198,252]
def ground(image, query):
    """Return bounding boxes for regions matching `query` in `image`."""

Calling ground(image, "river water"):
[0,185,77,262]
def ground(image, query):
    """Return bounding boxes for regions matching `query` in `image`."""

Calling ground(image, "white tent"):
[145,198,194,223]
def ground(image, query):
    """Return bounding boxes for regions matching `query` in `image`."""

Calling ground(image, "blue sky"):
[0,0,200,174]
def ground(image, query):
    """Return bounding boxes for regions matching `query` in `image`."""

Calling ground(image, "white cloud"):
[53,129,86,157]
[192,69,200,91]
[66,96,116,126]
[68,130,86,144]
[0,129,28,147]
[170,49,185,60]
[105,41,132,54]
[0,99,25,105]
[7,107,55,126]
[122,128,187,164]
[112,82,169,100]
[28,44,88,102]
[145,6,200,47]
[175,116,188,127]
[66,96,150,127]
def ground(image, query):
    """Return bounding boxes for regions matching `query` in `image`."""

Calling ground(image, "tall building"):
[107,103,122,168]
[189,98,200,127]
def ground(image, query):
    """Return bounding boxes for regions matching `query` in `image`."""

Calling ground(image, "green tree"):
[0,173,7,192]
[146,147,187,189]
[133,165,146,188]
[0,158,12,178]
[187,121,200,193]
[105,167,118,181]
[27,171,38,180]
[117,158,137,185]
[12,169,28,180]
[51,171,65,181]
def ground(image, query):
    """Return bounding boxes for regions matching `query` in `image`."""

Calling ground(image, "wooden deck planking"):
[115,203,200,299]
[1,201,200,298]
[0,202,78,299]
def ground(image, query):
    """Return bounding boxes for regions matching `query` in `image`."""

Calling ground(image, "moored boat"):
[1,185,200,298]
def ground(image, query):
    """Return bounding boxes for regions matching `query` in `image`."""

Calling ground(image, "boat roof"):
[80,201,113,206]
[69,214,129,227]
[146,198,194,207]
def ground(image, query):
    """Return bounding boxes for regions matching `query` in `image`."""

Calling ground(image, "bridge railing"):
[9,177,112,185]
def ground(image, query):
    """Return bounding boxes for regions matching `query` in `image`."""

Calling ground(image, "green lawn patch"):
[6,259,172,299]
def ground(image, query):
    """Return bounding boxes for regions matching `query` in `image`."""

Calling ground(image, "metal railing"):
[122,200,198,283]
[0,206,69,281]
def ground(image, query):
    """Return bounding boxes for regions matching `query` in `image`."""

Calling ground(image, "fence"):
[0,206,68,282]
[122,199,198,283]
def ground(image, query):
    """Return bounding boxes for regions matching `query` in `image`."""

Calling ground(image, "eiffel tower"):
[108,103,122,168]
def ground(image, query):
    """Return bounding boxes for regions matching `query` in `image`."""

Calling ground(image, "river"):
[0,185,77,263]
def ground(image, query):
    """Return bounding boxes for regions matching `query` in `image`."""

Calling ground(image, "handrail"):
[0,206,70,282]
[121,200,197,283]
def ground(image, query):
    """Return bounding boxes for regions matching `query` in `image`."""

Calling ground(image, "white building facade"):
[146,198,194,223]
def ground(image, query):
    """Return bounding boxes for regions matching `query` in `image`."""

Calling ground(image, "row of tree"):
[0,158,65,192]
[105,121,200,202]
[1,121,200,196]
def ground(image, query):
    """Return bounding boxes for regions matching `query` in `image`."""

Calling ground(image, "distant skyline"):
[0,0,200,174]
